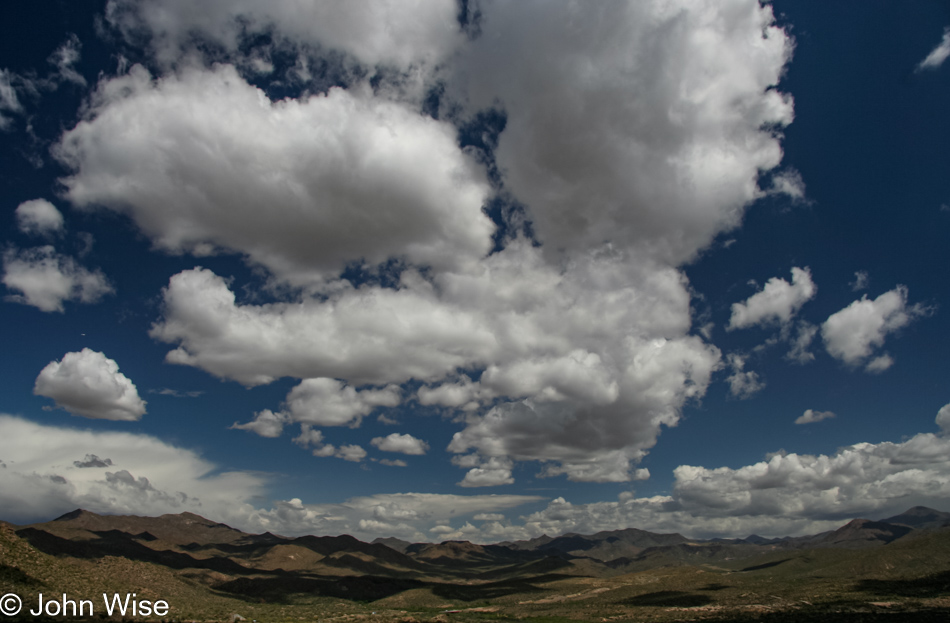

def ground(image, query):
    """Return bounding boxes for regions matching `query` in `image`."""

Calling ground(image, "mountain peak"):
[819,518,912,548]
[53,509,98,522]
[881,506,950,530]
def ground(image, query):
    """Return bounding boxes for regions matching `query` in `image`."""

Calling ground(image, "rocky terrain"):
[2,506,950,621]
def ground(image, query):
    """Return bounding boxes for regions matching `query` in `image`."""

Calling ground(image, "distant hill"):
[372,536,413,553]
[44,508,250,545]
[813,519,914,549]
[500,527,689,561]
[4,506,950,621]
[881,506,950,530]
[16,509,432,581]
[740,533,784,545]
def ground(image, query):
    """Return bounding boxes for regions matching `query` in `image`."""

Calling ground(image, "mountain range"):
[3,506,950,621]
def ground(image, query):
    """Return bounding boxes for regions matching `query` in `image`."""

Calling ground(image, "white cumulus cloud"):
[335,444,367,463]
[105,0,464,70]
[231,379,403,439]
[285,425,367,463]
[6,409,950,542]
[15,199,65,236]
[936,403,950,434]
[795,409,835,425]
[34,348,146,421]
[56,0,796,486]
[865,354,895,374]
[512,405,950,540]
[728,267,816,330]
[453,0,793,266]
[231,409,286,438]
[417,374,492,411]
[670,432,950,528]
[371,433,429,456]
[56,64,493,286]
[821,286,929,372]
[151,249,719,484]
[3,246,112,312]
[285,379,401,428]
[457,456,515,488]
[149,266,495,387]
[0,410,533,541]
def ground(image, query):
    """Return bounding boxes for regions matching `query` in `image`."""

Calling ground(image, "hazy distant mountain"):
[740,534,784,545]
[881,506,950,530]
[405,540,547,568]
[498,533,556,550]
[372,536,413,553]
[500,527,689,561]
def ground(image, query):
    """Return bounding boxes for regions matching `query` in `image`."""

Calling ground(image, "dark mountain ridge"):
[4,505,950,621]
[48,508,249,545]
[11,504,946,570]
[881,505,950,530]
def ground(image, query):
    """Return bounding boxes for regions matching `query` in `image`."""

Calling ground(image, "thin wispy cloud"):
[918,27,950,71]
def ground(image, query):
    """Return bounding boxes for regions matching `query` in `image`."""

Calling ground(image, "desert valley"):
[3,507,950,622]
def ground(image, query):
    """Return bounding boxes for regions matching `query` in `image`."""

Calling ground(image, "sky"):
[1,1,949,544]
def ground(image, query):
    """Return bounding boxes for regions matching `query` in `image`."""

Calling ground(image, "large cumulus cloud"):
[56,64,493,285]
[105,0,464,70]
[453,0,793,265]
[55,0,797,485]
[153,243,719,482]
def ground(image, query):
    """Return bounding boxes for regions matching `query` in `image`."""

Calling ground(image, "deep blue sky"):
[1,1,949,541]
